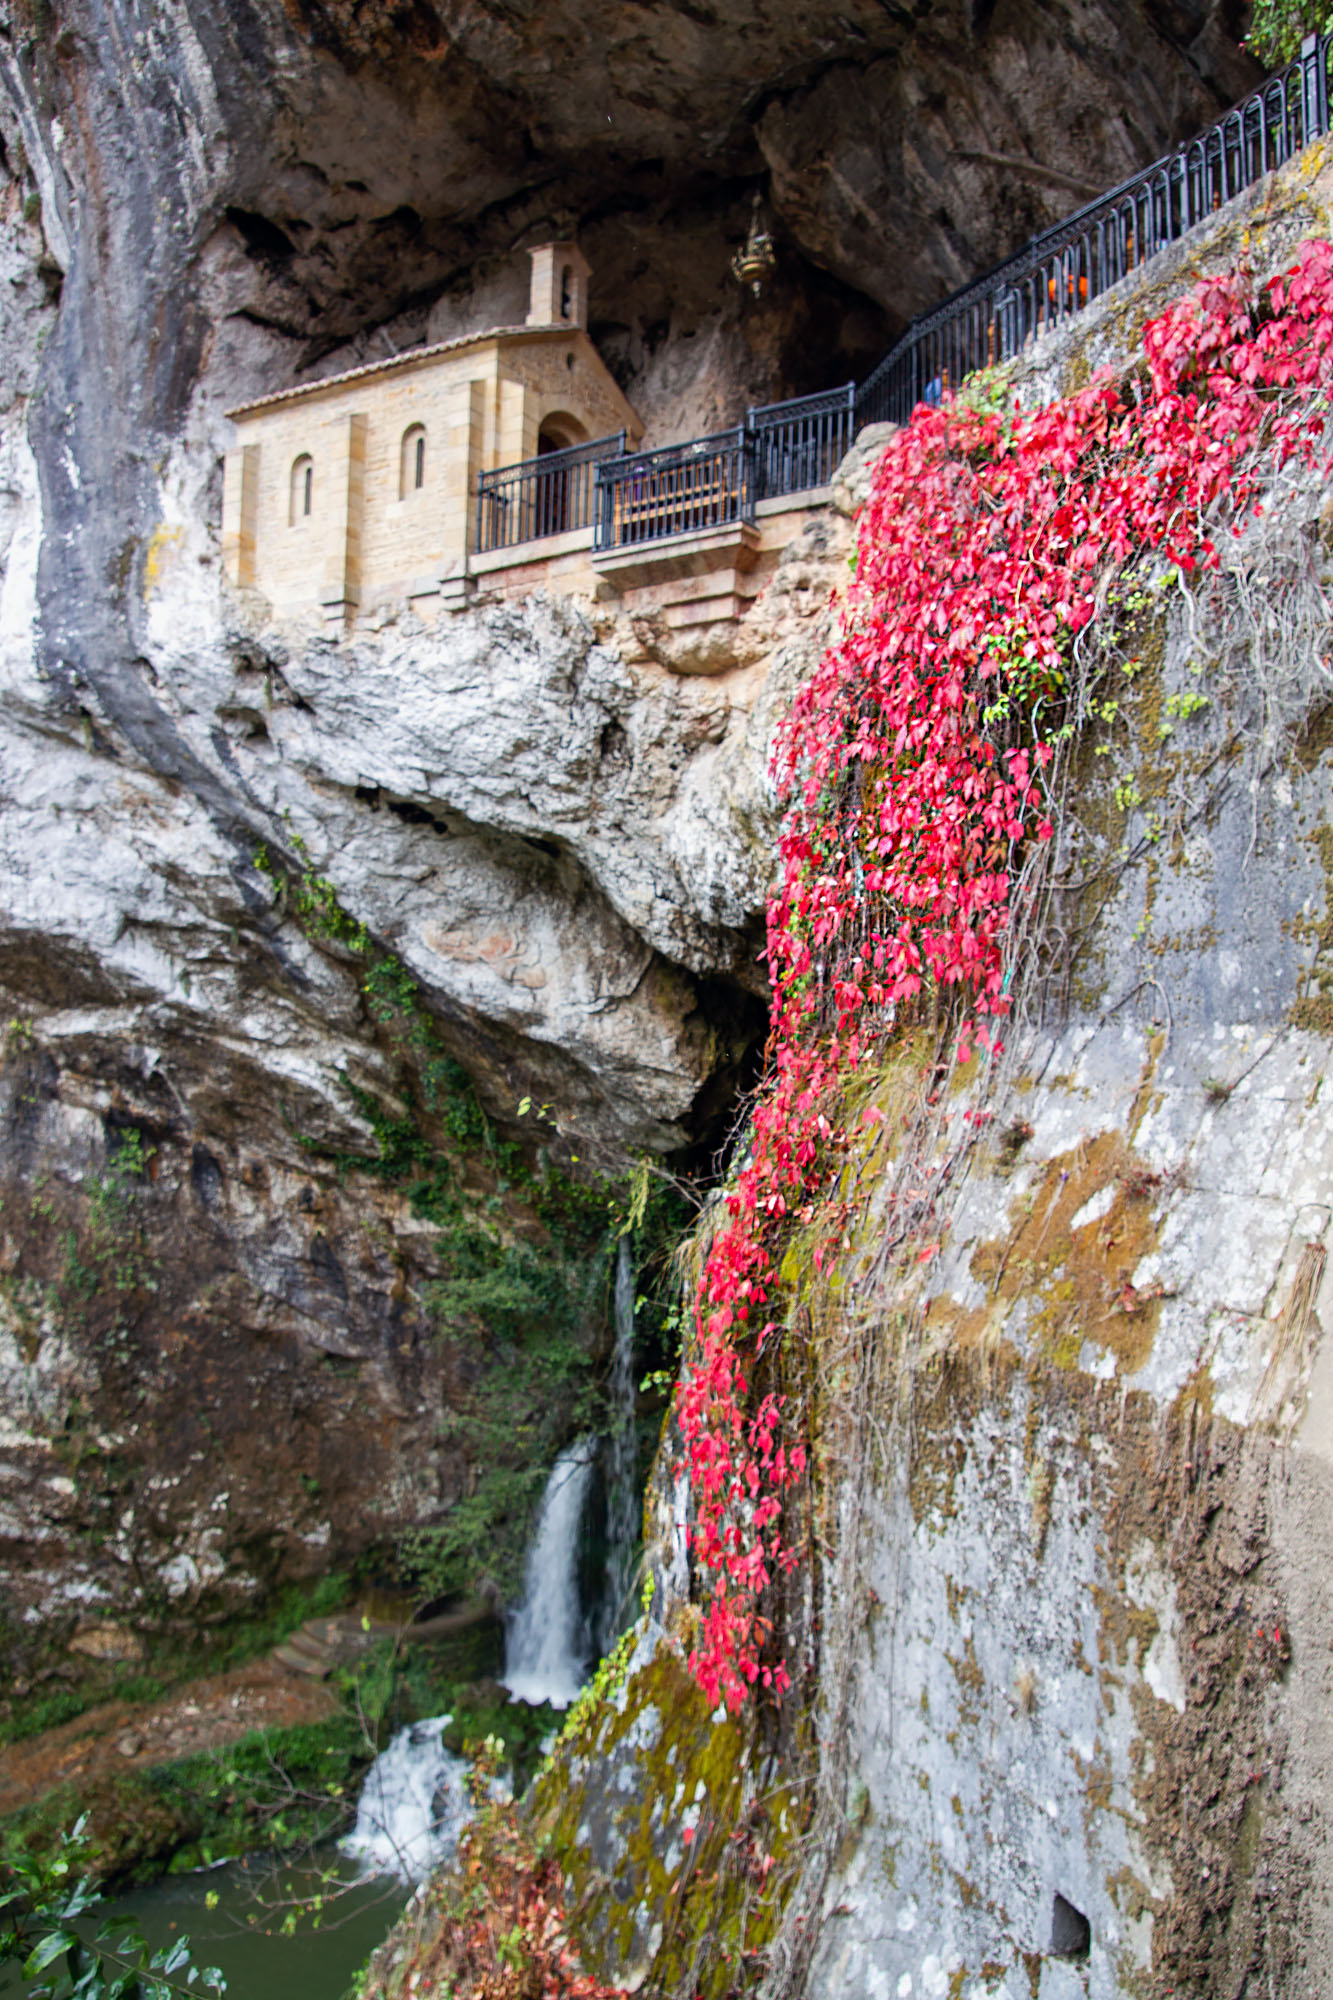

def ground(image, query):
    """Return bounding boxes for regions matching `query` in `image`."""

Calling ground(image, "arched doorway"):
[533,413,588,537]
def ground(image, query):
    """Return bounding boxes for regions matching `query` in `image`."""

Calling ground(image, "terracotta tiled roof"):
[225,322,576,419]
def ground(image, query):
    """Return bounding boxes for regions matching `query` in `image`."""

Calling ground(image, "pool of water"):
[1,1853,408,2000]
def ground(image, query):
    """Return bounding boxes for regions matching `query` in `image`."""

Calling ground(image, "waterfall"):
[501,1241,641,1700]
[342,1717,472,1882]
[598,1236,639,1656]
[503,1442,595,1707]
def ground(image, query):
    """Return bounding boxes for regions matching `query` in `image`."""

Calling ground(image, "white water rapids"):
[341,1717,473,1882]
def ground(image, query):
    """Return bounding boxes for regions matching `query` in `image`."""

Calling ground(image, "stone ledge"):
[756,485,829,519]
[591,519,761,592]
[470,525,596,576]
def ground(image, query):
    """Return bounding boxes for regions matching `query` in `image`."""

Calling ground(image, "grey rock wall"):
[491,155,1333,2000]
[775,161,1333,2000]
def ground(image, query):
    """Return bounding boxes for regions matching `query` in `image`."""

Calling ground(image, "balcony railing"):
[594,428,758,552]
[475,431,626,554]
[750,383,857,500]
[856,32,1333,428]
[475,32,1333,563]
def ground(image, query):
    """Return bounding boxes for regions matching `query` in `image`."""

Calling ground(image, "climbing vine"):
[1247,0,1332,68]
[677,239,1333,1712]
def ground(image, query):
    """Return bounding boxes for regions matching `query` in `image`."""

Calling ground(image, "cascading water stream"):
[502,1441,596,1707]
[598,1236,639,1656]
[341,1717,472,1882]
[501,1241,641,1704]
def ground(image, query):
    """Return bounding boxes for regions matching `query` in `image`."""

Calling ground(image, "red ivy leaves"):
[676,239,1333,1714]
[416,1802,629,1999]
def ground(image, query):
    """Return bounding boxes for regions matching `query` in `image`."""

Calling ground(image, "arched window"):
[290,454,313,526]
[400,424,427,500]
[560,265,573,319]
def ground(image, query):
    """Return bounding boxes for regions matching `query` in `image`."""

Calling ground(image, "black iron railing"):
[594,428,758,552]
[475,431,626,554]
[477,32,1333,558]
[857,32,1333,428]
[750,383,857,500]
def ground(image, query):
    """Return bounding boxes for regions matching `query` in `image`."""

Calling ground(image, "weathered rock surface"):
[397,159,1333,2000]
[0,0,1293,1930]
[0,9,856,1655]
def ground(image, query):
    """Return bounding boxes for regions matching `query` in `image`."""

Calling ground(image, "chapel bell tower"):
[527,242,590,331]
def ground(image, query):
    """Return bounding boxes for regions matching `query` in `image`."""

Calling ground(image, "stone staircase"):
[272,1610,402,1680]
[272,1594,507,1683]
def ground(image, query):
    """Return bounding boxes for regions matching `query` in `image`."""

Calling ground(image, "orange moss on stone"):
[936,1130,1171,1377]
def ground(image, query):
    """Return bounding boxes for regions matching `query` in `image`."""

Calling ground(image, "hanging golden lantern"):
[731,191,776,297]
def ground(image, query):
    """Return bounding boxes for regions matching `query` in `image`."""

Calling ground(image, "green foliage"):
[292,875,370,954]
[254,829,369,954]
[496,1925,528,1975]
[619,1156,653,1240]
[0,1577,352,1752]
[1247,0,1333,67]
[0,1822,224,1996]
[426,1227,579,1344]
[58,1131,159,1320]
[399,1474,544,1608]
[438,1695,553,1799]
[554,1575,654,1755]
[400,1164,689,1605]
[396,1309,591,1605]
[639,1290,687,1398]
[159,1716,372,1873]
[979,624,1067,732]
[954,362,1017,427]
[1159,687,1210,737]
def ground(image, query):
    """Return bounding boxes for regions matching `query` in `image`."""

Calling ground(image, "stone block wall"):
[222,328,639,621]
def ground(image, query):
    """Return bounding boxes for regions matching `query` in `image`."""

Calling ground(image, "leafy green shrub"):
[1247,0,1333,67]
[0,1823,225,1996]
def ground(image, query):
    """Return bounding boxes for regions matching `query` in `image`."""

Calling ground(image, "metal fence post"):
[594,464,609,552]
[1302,33,1327,141]
[743,428,758,522]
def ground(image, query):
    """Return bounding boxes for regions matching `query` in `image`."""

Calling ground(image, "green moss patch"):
[530,1638,802,1996]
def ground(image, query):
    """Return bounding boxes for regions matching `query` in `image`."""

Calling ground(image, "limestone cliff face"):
[0,1,852,1655]
[374,157,1333,2000]
[0,0,1270,1828]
